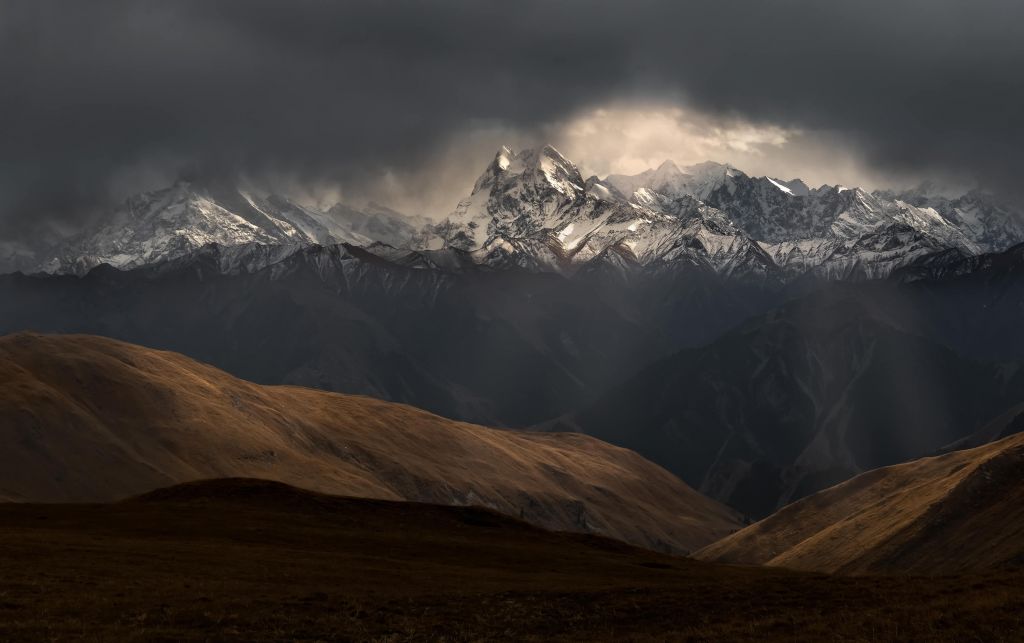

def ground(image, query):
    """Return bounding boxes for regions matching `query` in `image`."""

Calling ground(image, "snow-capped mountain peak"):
[605,160,745,204]
[426,145,596,251]
[495,145,514,171]
[443,147,1023,279]
[468,145,586,203]
[13,143,1024,283]
[25,182,421,275]
[766,177,810,197]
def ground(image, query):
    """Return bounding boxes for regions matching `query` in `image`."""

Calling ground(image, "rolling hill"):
[0,332,739,553]
[695,430,1024,574]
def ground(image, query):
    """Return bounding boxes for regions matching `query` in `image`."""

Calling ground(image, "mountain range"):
[3,144,1024,523]
[552,290,1024,518]
[6,179,430,276]
[8,145,1024,281]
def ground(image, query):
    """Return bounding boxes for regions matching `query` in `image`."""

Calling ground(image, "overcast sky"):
[2,0,1023,236]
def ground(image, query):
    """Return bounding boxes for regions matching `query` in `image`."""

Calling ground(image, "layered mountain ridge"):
[5,144,1024,525]
[11,180,430,276]
[553,289,1024,518]
[411,145,1021,281]
[9,145,1024,281]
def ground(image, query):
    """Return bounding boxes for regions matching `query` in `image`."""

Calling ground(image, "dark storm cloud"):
[2,0,1023,236]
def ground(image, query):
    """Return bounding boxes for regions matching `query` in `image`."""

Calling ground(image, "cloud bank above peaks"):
[2,0,1023,235]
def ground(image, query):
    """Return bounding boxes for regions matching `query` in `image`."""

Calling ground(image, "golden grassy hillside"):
[696,430,1024,574]
[0,332,740,552]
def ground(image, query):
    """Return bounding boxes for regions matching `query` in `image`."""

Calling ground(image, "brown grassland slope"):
[0,332,740,553]
[696,431,1024,574]
[0,479,1022,642]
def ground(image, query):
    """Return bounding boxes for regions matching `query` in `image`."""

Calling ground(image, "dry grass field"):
[697,431,1024,574]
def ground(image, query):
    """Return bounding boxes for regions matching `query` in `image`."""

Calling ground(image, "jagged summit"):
[427,144,598,254]
[605,160,740,202]
[765,177,810,197]
[655,159,682,173]
[491,144,581,180]
[414,145,1024,278]
[471,145,583,198]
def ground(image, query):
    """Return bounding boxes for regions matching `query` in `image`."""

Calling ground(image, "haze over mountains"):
[3,145,1024,521]
[7,145,1024,279]
[8,3,1024,638]
[554,283,1024,518]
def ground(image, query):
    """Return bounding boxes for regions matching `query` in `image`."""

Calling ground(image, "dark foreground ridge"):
[1,478,1022,641]
[129,477,549,534]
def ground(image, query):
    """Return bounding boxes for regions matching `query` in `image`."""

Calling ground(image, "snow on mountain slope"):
[413,147,777,280]
[606,160,739,202]
[422,145,625,253]
[258,194,372,246]
[15,144,1024,281]
[767,177,810,197]
[888,184,1024,253]
[329,201,431,248]
[604,157,1024,278]
[443,146,1002,280]
[35,183,300,275]
[761,224,959,281]
[27,182,405,275]
[604,160,688,200]
[606,157,1023,252]
[700,176,976,252]
[615,202,778,279]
